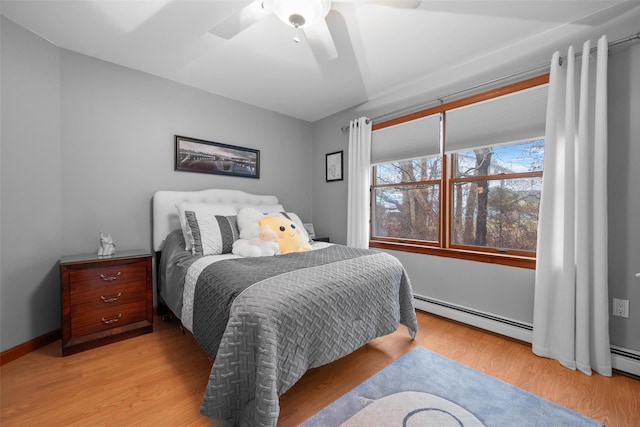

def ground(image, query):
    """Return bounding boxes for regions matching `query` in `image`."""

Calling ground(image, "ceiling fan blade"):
[338,0,422,8]
[303,18,338,62]
[387,0,422,8]
[208,1,270,39]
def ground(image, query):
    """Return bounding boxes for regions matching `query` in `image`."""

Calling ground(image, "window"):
[450,140,543,254]
[369,75,549,268]
[373,156,441,243]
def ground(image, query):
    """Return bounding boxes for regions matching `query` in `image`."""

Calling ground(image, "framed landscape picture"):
[326,150,343,182]
[175,135,260,179]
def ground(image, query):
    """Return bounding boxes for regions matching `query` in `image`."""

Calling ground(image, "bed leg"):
[158,301,174,322]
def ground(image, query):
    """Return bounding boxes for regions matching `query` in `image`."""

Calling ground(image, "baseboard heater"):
[414,294,640,377]
[413,295,533,343]
[611,346,640,377]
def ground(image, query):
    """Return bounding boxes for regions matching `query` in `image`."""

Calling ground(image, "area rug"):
[301,346,602,427]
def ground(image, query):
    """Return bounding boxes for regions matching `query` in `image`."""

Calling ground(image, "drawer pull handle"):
[100,292,122,303]
[101,313,122,324]
[100,272,121,282]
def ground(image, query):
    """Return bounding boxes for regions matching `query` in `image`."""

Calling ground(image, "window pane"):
[373,184,440,242]
[451,177,542,251]
[375,157,441,185]
[454,139,544,178]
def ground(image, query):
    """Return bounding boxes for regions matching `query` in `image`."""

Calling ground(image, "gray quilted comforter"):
[192,244,417,427]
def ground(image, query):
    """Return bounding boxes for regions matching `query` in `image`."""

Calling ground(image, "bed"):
[153,189,418,427]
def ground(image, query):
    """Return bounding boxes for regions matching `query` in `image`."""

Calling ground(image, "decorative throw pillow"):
[175,203,237,251]
[184,212,239,256]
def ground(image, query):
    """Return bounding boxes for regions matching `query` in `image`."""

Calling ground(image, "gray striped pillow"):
[184,212,239,256]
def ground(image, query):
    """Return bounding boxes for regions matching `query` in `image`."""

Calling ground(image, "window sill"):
[369,240,536,269]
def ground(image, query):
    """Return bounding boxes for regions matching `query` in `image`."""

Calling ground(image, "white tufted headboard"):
[152,189,280,252]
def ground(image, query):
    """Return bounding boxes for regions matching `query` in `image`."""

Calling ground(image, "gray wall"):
[0,16,313,352]
[608,42,640,350]
[1,17,62,352]
[311,42,640,353]
[59,49,313,255]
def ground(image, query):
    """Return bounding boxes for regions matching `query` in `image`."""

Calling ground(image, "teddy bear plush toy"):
[232,208,280,257]
[232,223,280,257]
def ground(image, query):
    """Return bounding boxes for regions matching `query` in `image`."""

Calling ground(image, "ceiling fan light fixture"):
[270,0,331,29]
[289,14,305,28]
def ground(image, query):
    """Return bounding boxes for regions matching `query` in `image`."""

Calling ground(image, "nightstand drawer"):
[71,281,147,313]
[69,262,147,296]
[71,301,148,336]
[70,284,146,310]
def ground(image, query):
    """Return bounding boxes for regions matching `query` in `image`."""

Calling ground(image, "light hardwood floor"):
[2,310,639,426]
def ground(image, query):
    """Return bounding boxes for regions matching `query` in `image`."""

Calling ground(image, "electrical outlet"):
[612,298,629,318]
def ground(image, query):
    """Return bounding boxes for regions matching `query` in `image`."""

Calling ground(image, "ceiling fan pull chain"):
[289,13,305,44]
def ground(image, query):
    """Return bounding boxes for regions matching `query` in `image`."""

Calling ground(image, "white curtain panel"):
[347,117,372,248]
[533,36,612,376]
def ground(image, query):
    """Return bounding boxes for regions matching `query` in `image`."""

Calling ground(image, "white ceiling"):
[1,1,639,122]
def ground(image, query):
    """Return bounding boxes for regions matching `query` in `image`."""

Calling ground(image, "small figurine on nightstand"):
[98,231,116,256]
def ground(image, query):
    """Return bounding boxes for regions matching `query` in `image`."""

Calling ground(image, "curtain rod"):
[559,31,640,65]
[340,31,639,133]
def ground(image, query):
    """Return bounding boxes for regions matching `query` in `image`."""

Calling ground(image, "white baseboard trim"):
[414,295,640,377]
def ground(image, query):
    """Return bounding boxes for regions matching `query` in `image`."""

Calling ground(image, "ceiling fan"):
[208,0,421,62]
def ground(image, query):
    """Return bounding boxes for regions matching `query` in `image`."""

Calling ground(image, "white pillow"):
[236,204,285,214]
[175,203,237,252]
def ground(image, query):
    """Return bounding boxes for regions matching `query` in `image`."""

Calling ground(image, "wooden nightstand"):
[60,249,153,356]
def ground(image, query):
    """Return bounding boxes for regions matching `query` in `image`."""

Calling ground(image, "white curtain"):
[347,117,372,248]
[533,36,612,376]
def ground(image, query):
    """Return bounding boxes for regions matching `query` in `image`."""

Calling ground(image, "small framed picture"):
[326,150,343,182]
